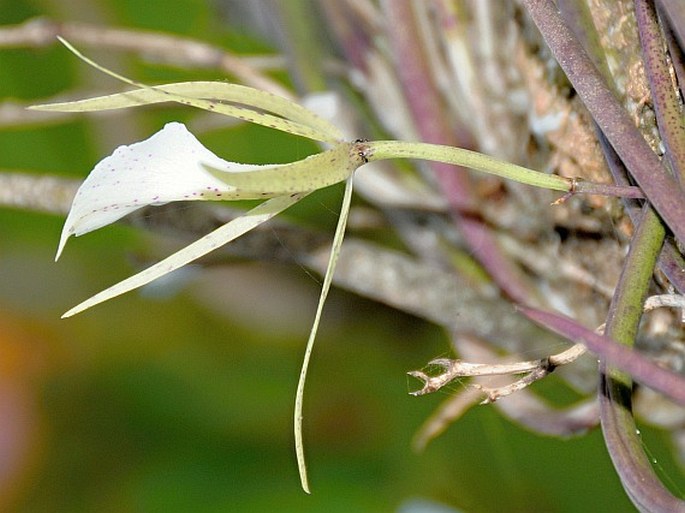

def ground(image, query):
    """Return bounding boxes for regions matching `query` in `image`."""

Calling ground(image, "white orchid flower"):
[32,38,618,494]
[31,39,371,494]
[52,120,366,319]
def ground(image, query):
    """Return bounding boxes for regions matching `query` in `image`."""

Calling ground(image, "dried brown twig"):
[411,335,599,451]
[409,340,586,403]
[410,290,685,407]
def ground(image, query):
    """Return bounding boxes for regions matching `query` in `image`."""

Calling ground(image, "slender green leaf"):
[294,175,355,493]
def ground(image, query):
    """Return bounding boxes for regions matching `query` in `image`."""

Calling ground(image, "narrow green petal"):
[62,193,306,318]
[30,38,342,144]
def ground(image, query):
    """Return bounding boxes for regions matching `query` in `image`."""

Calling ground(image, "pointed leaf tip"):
[55,233,70,262]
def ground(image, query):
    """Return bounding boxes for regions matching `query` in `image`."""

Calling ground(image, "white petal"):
[56,122,267,260]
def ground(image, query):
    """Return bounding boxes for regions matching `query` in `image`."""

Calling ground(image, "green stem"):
[598,204,684,511]
[366,140,643,197]
[367,140,570,191]
[605,205,664,375]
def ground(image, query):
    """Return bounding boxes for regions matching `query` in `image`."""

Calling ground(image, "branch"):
[0,18,289,97]
[408,341,586,401]
[412,335,598,450]
[0,171,78,214]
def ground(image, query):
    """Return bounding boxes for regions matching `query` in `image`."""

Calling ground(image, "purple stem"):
[319,0,370,73]
[553,6,685,508]
[598,195,683,512]
[558,0,685,294]
[519,305,685,407]
[656,2,685,102]
[573,181,644,198]
[635,0,685,187]
[655,0,685,52]
[599,135,685,294]
[599,375,685,512]
[523,0,685,244]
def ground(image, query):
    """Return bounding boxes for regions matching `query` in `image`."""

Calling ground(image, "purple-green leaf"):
[519,306,685,407]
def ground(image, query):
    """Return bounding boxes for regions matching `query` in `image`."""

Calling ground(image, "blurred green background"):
[0,1,681,511]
